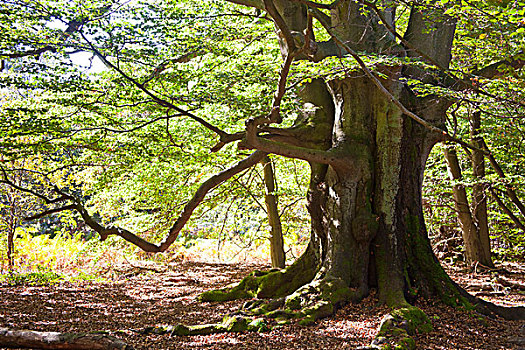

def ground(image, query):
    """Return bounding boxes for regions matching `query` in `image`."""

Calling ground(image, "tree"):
[261,155,286,268]
[1,0,525,347]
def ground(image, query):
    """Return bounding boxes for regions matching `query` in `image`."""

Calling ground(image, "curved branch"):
[12,151,267,253]
[80,33,229,139]
[263,0,297,53]
[156,150,267,250]
[24,204,77,221]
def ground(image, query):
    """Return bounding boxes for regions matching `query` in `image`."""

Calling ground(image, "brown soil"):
[0,260,523,349]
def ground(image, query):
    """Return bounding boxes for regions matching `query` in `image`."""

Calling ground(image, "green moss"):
[171,324,191,336]
[223,315,249,332]
[247,318,269,332]
[198,274,259,302]
[319,278,352,306]
[391,306,433,334]
[187,324,226,335]
[284,291,302,310]
[301,300,333,324]
[395,337,416,350]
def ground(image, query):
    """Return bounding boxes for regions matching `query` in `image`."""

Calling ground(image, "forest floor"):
[0,260,524,350]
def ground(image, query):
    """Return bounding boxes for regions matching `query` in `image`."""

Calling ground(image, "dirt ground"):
[1,260,524,349]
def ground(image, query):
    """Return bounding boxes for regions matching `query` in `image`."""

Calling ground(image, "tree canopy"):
[1,0,525,347]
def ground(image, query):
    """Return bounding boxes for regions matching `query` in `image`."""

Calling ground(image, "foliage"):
[0,0,524,265]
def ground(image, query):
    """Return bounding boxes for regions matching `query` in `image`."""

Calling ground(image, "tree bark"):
[0,328,132,350]
[261,155,285,268]
[469,111,493,266]
[443,145,487,265]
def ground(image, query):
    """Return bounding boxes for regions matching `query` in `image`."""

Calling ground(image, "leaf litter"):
[0,260,523,349]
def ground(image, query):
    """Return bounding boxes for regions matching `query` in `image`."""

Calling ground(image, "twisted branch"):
[7,151,267,253]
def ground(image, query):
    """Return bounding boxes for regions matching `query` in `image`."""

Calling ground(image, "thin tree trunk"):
[469,111,493,267]
[443,145,485,264]
[261,155,285,268]
[7,226,14,271]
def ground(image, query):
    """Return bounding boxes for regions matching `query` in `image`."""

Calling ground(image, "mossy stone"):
[223,316,249,332]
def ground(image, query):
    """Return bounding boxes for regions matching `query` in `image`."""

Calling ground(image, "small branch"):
[482,139,525,217]
[80,33,229,139]
[0,168,73,204]
[210,132,245,152]
[142,50,204,85]
[1,19,83,59]
[24,204,77,221]
[1,46,56,59]
[488,187,525,232]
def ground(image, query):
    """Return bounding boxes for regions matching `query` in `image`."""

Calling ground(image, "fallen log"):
[0,328,133,350]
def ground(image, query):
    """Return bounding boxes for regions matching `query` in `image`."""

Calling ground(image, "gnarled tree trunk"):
[200,0,524,327]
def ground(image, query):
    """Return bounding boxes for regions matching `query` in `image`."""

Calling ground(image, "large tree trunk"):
[191,0,524,334]
[300,71,460,307]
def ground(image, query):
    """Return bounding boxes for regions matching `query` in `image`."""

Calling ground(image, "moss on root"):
[199,249,318,302]
[372,306,432,350]
[141,315,270,336]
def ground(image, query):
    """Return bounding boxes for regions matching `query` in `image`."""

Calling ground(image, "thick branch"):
[263,0,297,53]
[474,51,525,79]
[354,1,525,108]
[309,8,489,154]
[156,150,267,250]
[245,119,348,168]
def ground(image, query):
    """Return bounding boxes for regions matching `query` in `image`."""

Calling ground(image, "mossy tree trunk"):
[201,0,523,323]
[260,0,460,308]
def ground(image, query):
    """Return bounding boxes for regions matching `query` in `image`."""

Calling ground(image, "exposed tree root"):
[241,276,354,326]
[139,315,269,336]
[459,288,525,321]
[365,306,433,350]
[199,245,318,302]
